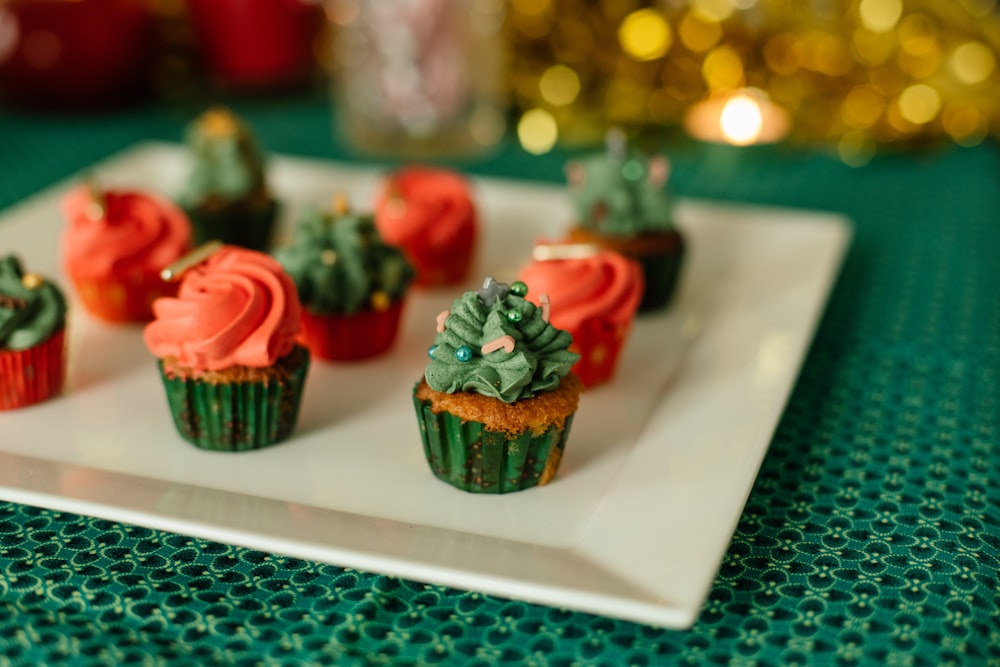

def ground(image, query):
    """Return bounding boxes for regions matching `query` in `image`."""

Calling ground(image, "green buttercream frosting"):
[275,207,414,315]
[179,108,271,206]
[425,278,579,403]
[569,136,674,237]
[0,256,66,351]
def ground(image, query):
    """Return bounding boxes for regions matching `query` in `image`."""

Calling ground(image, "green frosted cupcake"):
[413,277,583,493]
[144,245,309,451]
[274,197,414,362]
[178,107,279,251]
[565,129,685,312]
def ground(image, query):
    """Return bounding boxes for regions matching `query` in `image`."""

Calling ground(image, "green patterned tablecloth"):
[0,96,997,666]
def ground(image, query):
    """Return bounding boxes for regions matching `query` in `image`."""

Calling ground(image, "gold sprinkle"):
[321,249,338,266]
[21,273,43,289]
[371,291,391,312]
[160,240,224,281]
[200,107,239,137]
[332,193,350,215]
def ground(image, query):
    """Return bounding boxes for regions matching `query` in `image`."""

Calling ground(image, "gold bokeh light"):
[618,9,672,61]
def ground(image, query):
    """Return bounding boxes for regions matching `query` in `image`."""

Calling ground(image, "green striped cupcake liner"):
[413,389,575,494]
[157,351,309,452]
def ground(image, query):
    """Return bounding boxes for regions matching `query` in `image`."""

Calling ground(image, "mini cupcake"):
[413,277,583,494]
[61,182,192,323]
[517,243,643,388]
[178,107,279,251]
[143,244,309,451]
[274,197,414,362]
[565,130,684,312]
[0,255,68,410]
[374,166,477,287]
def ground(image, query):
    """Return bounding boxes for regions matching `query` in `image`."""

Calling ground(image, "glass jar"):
[328,0,507,159]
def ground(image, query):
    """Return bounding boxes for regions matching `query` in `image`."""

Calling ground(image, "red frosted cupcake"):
[517,243,643,388]
[144,244,310,450]
[374,166,477,287]
[0,255,68,410]
[61,183,192,322]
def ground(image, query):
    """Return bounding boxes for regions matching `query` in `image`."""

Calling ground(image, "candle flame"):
[720,93,764,146]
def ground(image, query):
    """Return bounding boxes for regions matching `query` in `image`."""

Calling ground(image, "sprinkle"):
[85,179,106,221]
[427,344,438,360]
[160,240,223,281]
[509,280,528,297]
[21,273,43,289]
[455,345,473,362]
[371,291,391,312]
[605,127,627,161]
[200,107,238,137]
[435,310,449,333]
[621,159,644,182]
[531,244,600,261]
[506,309,522,323]
[540,294,551,322]
[321,249,338,266]
[332,193,350,215]
[481,335,515,355]
[476,276,510,304]
[0,295,27,310]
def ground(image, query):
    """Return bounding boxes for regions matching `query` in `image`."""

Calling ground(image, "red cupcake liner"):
[0,328,66,410]
[568,317,633,389]
[404,225,476,288]
[299,299,405,361]
[70,271,179,323]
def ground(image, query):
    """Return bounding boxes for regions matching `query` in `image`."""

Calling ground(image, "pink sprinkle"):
[481,335,515,355]
[540,294,551,323]
[436,310,449,333]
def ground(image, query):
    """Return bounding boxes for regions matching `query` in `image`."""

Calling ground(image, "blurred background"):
[0,0,997,166]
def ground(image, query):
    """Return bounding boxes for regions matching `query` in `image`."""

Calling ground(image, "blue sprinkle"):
[427,344,438,360]
[455,345,473,362]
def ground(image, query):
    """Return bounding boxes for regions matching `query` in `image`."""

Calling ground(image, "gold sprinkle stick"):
[85,178,106,221]
[160,240,223,281]
[531,243,600,261]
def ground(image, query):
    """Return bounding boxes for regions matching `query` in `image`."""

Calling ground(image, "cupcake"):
[517,243,643,388]
[178,107,279,251]
[274,197,414,362]
[373,166,477,287]
[61,182,193,323]
[413,276,583,493]
[0,255,68,410]
[565,130,684,312]
[143,244,310,451]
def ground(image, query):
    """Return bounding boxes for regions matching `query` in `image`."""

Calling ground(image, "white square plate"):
[0,143,850,628]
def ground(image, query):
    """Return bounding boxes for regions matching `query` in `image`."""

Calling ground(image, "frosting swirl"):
[274,207,413,315]
[374,167,476,247]
[567,137,674,237]
[61,186,192,280]
[0,256,66,351]
[179,107,270,206]
[425,278,578,403]
[516,247,643,332]
[143,247,301,371]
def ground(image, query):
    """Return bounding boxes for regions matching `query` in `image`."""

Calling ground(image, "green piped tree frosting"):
[275,207,413,315]
[179,107,270,206]
[425,278,579,403]
[568,131,674,237]
[0,255,66,351]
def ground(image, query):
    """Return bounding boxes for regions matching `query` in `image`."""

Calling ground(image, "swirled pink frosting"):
[61,186,192,280]
[143,247,302,370]
[517,247,644,332]
[374,167,476,247]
